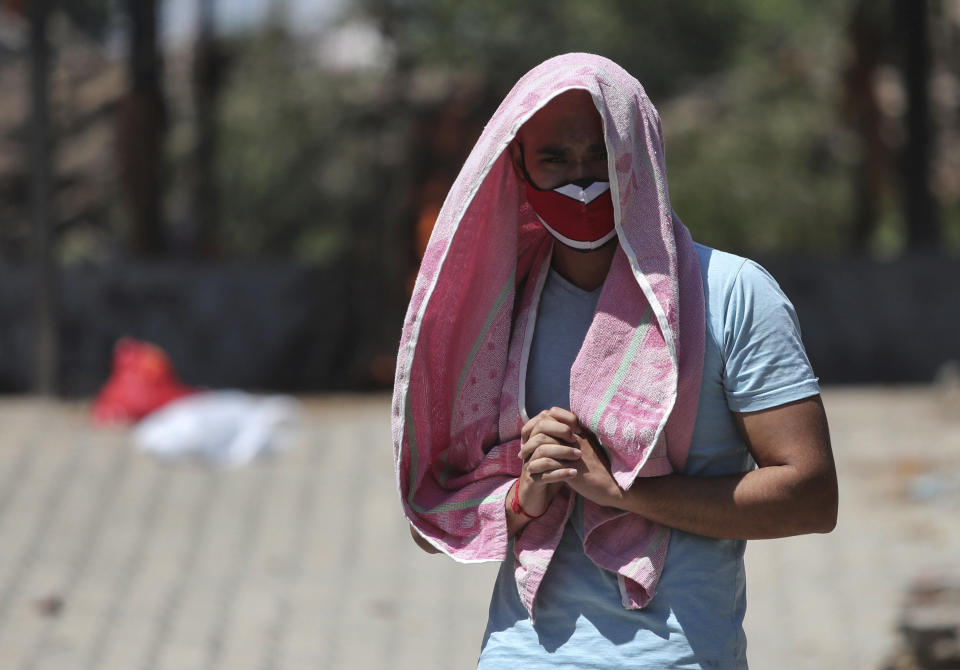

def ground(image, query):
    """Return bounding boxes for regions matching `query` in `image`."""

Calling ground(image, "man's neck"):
[550,241,618,292]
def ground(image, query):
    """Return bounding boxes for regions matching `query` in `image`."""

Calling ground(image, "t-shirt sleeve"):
[721,259,820,412]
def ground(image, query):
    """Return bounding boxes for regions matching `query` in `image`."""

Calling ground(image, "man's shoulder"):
[693,242,783,292]
[692,242,795,339]
[693,242,750,293]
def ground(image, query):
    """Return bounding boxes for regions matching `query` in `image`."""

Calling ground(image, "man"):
[395,54,837,668]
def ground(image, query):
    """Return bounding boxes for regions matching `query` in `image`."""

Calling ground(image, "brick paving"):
[0,387,957,669]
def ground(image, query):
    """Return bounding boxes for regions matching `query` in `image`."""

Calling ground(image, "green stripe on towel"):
[409,489,507,515]
[589,303,653,433]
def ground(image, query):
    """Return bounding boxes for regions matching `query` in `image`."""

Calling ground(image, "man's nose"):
[564,157,605,185]
[568,161,590,183]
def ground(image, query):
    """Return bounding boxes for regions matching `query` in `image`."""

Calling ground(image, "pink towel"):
[393,53,705,616]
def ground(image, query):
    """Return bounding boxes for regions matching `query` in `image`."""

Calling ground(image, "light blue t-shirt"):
[478,244,820,669]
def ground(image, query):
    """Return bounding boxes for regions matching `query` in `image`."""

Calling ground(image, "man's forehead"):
[517,90,603,144]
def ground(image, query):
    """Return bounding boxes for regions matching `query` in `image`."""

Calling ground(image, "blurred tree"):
[841,0,890,253]
[896,0,939,251]
[191,0,223,256]
[26,0,58,394]
[117,0,167,255]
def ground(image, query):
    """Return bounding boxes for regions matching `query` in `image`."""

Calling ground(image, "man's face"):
[510,90,608,190]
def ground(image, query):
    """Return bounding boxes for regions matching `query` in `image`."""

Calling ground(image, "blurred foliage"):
[10,0,958,265]
[664,3,858,254]
[331,0,957,258]
[59,0,115,40]
[352,0,747,101]
[214,24,354,261]
[201,19,411,265]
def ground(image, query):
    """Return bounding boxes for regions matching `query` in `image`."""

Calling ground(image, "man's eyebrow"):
[534,144,567,156]
[534,143,607,155]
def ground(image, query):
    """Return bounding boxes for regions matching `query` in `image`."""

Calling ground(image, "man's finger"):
[526,418,577,442]
[527,457,568,474]
[546,407,581,429]
[519,432,549,460]
[521,408,580,442]
[525,445,582,469]
[537,468,579,483]
[519,435,581,461]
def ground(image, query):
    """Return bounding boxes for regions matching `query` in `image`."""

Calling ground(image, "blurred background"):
[1,0,958,396]
[1,2,959,670]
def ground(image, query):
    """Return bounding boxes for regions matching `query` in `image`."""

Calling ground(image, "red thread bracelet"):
[511,479,546,519]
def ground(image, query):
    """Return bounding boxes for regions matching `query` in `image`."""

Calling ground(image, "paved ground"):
[0,386,957,669]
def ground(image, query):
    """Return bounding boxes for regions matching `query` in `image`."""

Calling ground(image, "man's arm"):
[408,523,442,554]
[565,396,838,540]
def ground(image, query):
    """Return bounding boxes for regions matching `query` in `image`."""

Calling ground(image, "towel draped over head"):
[392,53,705,616]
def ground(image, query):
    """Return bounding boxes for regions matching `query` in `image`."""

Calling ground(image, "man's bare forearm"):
[568,397,838,540]
[609,466,838,540]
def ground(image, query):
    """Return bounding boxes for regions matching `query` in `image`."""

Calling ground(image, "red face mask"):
[518,144,616,251]
[524,180,616,251]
